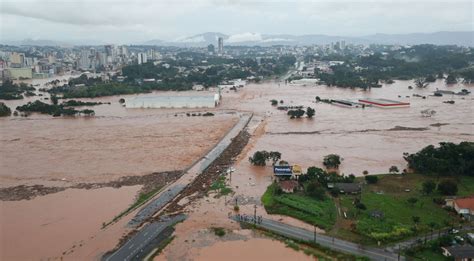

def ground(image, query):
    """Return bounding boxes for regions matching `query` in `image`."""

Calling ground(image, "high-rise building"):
[218,37,224,54]
[78,50,91,70]
[341,40,346,50]
[207,44,215,53]
[104,44,115,64]
[137,52,147,65]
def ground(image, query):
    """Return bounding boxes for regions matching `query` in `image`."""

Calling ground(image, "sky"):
[0,0,472,44]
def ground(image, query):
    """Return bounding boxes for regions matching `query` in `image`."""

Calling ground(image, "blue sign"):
[273,165,293,175]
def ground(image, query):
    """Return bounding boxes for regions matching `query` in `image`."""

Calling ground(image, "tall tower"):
[218,37,224,54]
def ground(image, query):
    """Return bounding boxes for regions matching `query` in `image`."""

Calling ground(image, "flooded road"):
[157,79,473,260]
[1,76,473,260]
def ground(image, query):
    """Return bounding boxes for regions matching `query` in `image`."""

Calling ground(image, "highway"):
[127,113,252,227]
[104,113,252,260]
[233,215,403,261]
[105,215,186,261]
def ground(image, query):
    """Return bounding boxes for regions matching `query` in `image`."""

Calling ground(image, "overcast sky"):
[1,0,472,44]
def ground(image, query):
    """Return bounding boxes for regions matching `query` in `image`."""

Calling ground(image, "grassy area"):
[337,174,474,243]
[209,175,233,197]
[257,227,369,261]
[102,186,163,228]
[261,183,337,230]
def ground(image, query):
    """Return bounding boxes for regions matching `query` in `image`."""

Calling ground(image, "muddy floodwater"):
[1,76,473,260]
[192,238,311,261]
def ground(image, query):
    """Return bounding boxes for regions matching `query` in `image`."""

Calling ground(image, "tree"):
[422,180,436,194]
[365,175,378,184]
[287,109,305,119]
[414,78,429,88]
[412,216,421,229]
[50,95,59,105]
[306,181,326,200]
[437,180,458,196]
[445,74,457,84]
[269,151,282,165]
[306,166,325,180]
[362,170,369,176]
[323,154,342,169]
[306,107,315,118]
[407,197,418,207]
[389,166,399,174]
[270,99,278,106]
[249,151,268,166]
[0,102,12,117]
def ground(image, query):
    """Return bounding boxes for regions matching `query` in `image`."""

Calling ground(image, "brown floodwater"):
[157,79,473,260]
[0,185,140,260]
[1,76,473,260]
[191,238,312,261]
[222,79,473,175]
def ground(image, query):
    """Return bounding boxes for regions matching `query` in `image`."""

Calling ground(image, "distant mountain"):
[143,31,473,47]
[2,31,472,47]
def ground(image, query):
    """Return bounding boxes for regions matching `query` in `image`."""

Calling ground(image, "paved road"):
[388,225,474,252]
[232,215,403,261]
[128,185,186,227]
[127,113,252,227]
[105,215,186,261]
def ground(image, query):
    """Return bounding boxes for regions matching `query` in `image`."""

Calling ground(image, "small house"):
[334,183,361,194]
[279,180,299,193]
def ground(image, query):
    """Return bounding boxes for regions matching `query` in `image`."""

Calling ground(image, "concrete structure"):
[5,68,32,79]
[137,52,147,65]
[125,95,219,109]
[359,98,410,108]
[218,37,224,54]
[279,180,299,193]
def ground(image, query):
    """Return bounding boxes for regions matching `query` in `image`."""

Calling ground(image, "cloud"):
[227,32,262,42]
[0,0,472,43]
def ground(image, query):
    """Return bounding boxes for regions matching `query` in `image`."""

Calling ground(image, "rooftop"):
[444,245,474,258]
[454,196,474,210]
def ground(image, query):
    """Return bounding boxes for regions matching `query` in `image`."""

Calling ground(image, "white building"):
[137,52,147,65]
[125,95,219,109]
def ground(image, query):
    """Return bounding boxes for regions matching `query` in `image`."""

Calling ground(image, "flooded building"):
[358,98,410,108]
[125,94,220,109]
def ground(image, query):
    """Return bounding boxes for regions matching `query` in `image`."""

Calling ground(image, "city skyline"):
[1,0,472,44]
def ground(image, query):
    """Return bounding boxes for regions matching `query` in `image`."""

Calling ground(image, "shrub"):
[365,175,378,184]
[212,227,226,237]
[437,180,458,196]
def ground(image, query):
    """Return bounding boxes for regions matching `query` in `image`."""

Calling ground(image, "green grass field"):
[262,183,337,229]
[339,174,474,243]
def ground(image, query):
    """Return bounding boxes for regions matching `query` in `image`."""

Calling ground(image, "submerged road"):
[104,113,253,260]
[105,215,186,261]
[127,113,252,227]
[232,215,403,261]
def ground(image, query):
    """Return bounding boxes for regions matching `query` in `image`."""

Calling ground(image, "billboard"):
[273,165,293,175]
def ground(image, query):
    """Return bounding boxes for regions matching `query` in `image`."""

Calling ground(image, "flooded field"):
[222,79,473,175]
[158,79,473,260]
[1,185,140,260]
[1,76,473,260]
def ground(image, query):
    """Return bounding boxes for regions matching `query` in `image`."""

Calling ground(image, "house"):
[333,183,361,194]
[279,180,299,193]
[442,245,474,261]
[453,197,474,216]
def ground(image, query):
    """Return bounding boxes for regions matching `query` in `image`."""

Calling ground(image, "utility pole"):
[313,225,317,243]
[398,244,401,261]
[254,204,257,225]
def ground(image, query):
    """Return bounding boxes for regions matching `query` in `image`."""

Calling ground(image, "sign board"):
[273,165,293,176]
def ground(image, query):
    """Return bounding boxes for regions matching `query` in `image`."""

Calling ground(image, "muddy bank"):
[267,125,429,135]
[0,170,183,201]
[162,129,251,214]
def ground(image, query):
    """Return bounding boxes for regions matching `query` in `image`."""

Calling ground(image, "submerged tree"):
[306,107,315,118]
[323,154,343,169]
[414,78,429,88]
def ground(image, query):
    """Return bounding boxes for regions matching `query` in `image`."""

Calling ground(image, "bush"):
[270,99,278,106]
[422,180,436,194]
[365,175,378,184]
[212,227,226,237]
[355,203,366,210]
[437,180,458,195]
[0,102,12,117]
[306,181,326,200]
